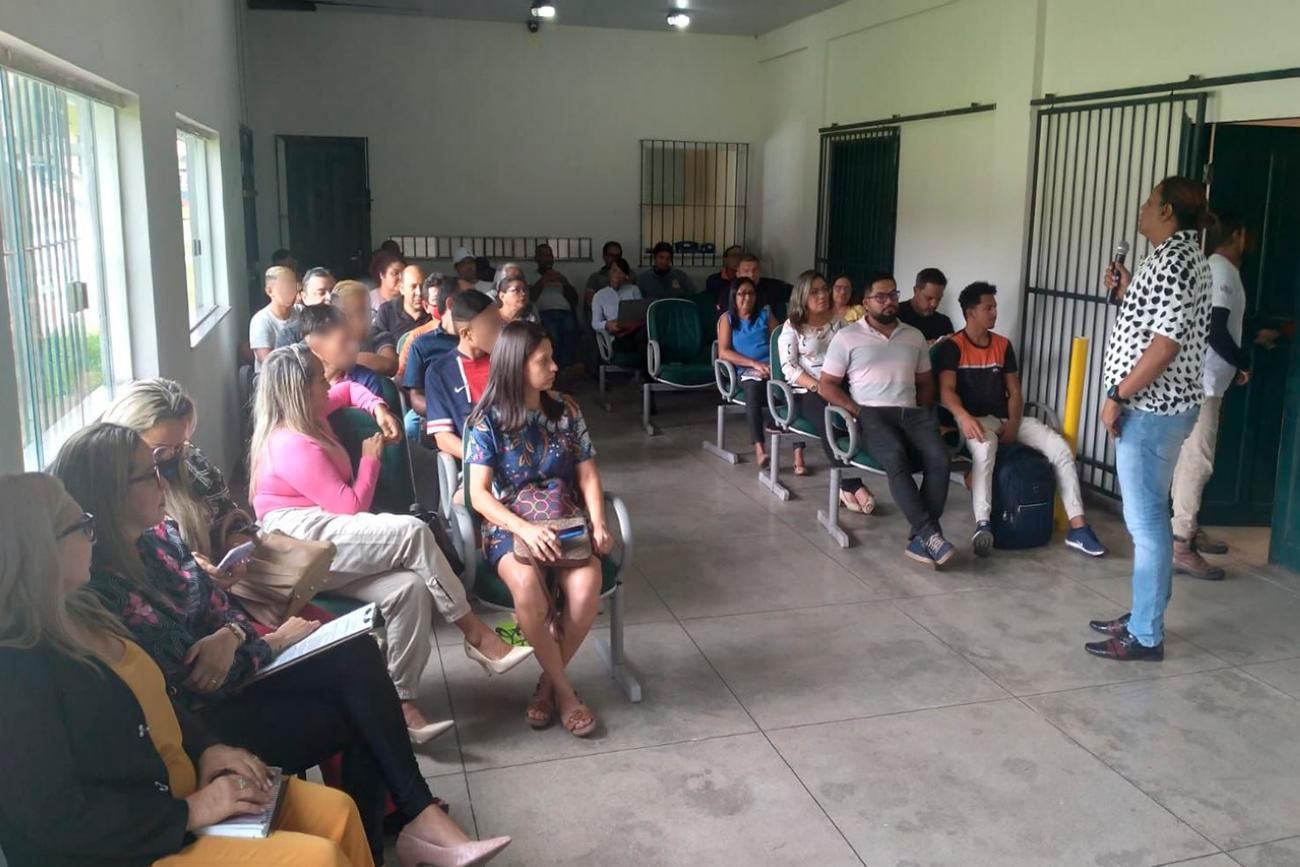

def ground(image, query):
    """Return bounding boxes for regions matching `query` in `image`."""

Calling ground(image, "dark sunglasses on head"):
[151,444,189,483]
[59,512,96,543]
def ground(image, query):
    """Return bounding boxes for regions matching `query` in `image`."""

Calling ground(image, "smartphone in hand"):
[216,541,256,574]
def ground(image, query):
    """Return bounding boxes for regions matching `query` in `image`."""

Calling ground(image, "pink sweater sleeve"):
[327,380,384,416]
[262,431,380,515]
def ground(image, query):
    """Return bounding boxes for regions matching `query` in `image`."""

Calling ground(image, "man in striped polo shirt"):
[820,272,956,567]
[935,282,1107,558]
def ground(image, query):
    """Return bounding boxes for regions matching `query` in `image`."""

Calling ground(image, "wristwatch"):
[1106,384,1129,405]
[223,622,245,644]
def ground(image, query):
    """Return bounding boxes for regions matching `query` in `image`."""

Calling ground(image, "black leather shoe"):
[1088,612,1131,636]
[1085,630,1164,661]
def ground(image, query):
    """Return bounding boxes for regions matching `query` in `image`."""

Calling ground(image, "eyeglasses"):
[866,291,900,303]
[59,512,96,543]
[127,463,164,487]
[500,285,527,296]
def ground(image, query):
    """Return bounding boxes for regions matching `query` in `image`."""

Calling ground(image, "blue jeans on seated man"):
[1115,405,1199,647]
[540,308,579,370]
[857,405,950,539]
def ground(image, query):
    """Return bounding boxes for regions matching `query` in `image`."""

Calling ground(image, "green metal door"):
[815,127,899,286]
[1200,124,1300,528]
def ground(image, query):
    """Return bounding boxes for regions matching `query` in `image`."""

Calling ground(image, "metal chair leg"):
[757,430,791,500]
[594,584,642,702]
[817,466,851,548]
[702,404,740,464]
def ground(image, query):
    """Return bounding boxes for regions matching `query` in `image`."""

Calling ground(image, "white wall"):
[241,8,763,285]
[0,0,248,474]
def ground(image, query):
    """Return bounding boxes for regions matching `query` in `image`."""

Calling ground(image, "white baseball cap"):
[453,246,476,263]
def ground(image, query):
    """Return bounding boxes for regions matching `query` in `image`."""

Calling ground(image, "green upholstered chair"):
[818,404,889,548]
[701,334,748,465]
[451,464,642,702]
[642,296,717,435]
[595,330,640,411]
[330,408,417,516]
[761,328,823,501]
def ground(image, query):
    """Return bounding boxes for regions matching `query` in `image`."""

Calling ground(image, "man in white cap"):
[453,246,495,296]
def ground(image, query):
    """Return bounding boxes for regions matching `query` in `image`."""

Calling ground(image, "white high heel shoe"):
[408,719,456,745]
[464,640,534,676]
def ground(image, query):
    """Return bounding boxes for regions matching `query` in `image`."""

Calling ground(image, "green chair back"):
[769,329,786,383]
[648,298,703,365]
[378,376,403,416]
[330,408,415,514]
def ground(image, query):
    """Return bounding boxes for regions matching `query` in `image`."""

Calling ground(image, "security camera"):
[526,18,540,33]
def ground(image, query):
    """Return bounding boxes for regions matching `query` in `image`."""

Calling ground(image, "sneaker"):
[1192,529,1229,555]
[1084,629,1164,661]
[1173,536,1225,581]
[1088,612,1131,636]
[922,532,956,568]
[971,521,993,557]
[904,537,935,568]
[1065,524,1107,557]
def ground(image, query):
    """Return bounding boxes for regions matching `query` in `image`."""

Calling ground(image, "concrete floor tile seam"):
[419,637,480,838]
[757,693,1016,736]
[662,593,903,624]
[1226,833,1300,856]
[1006,693,1227,858]
[458,729,770,777]
[1007,661,1239,702]
[1150,855,1233,867]
[883,597,1018,698]
[1229,665,1300,706]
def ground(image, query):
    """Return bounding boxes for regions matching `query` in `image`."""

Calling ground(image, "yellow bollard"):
[1056,337,1090,530]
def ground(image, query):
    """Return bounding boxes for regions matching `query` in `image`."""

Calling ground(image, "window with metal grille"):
[388,235,592,263]
[177,124,220,329]
[639,139,748,268]
[0,66,129,469]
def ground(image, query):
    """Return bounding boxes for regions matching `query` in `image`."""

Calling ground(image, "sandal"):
[793,464,809,477]
[561,697,597,738]
[526,678,555,729]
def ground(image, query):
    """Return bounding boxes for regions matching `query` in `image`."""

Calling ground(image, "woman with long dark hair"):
[717,276,780,467]
[50,425,511,866]
[464,321,612,738]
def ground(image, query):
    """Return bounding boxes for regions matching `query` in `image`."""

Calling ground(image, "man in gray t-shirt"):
[637,241,696,300]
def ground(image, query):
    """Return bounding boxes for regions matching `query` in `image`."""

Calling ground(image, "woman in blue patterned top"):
[465,320,612,738]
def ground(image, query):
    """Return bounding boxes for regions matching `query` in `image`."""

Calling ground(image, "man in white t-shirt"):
[249,265,300,372]
[1170,210,1250,580]
[452,246,496,297]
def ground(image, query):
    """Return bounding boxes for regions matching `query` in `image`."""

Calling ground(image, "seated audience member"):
[465,321,613,738]
[453,246,496,296]
[717,277,781,468]
[276,266,339,348]
[591,257,644,349]
[706,244,744,305]
[584,240,623,305]
[831,273,860,323]
[497,272,540,324]
[397,273,451,380]
[380,239,403,257]
[819,272,956,568]
[936,282,1107,558]
[489,261,523,301]
[302,305,387,400]
[336,280,398,377]
[250,345,533,704]
[897,267,955,344]
[250,265,301,372]
[375,263,432,340]
[779,270,876,506]
[637,241,697,300]
[0,473,384,867]
[426,291,502,458]
[530,242,580,371]
[271,247,298,275]
[51,428,508,866]
[368,250,405,311]
[402,283,464,433]
[735,253,793,316]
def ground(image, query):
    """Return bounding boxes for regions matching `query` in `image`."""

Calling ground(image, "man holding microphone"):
[1086,177,1213,662]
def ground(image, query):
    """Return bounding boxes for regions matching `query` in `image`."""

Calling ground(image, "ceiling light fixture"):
[666,9,691,28]
[530,2,556,18]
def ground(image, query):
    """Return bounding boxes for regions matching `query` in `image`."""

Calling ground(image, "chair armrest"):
[714,357,739,401]
[1024,401,1064,434]
[767,379,795,428]
[647,338,662,377]
[602,491,633,575]
[825,404,857,462]
[710,340,719,363]
[436,451,460,518]
[596,330,613,362]
[451,503,477,590]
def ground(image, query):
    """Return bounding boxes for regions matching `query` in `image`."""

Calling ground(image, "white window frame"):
[0,64,130,471]
[176,117,225,336]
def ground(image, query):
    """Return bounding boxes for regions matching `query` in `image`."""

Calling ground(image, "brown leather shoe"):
[1173,536,1225,581]
[1192,529,1229,555]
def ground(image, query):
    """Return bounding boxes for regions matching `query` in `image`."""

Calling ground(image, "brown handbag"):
[512,516,592,568]
[217,509,336,628]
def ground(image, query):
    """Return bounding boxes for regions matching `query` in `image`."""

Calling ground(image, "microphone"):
[1107,241,1130,304]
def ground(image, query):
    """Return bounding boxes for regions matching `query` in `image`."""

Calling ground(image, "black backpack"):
[991,443,1056,549]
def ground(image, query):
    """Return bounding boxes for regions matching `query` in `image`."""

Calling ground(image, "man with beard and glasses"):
[819,271,956,568]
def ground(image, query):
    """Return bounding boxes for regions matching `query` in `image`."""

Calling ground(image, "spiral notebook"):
[245,602,382,685]
[194,769,286,839]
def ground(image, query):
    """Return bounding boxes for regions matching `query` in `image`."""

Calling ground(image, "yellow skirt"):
[154,777,374,867]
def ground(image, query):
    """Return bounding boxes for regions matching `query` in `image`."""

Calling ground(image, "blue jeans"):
[540,308,578,369]
[1115,406,1199,647]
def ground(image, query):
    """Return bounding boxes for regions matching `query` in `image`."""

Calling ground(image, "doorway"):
[1203,121,1300,569]
[815,126,900,286]
[275,135,372,280]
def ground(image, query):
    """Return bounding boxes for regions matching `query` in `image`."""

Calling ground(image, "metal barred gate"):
[1018,92,1208,496]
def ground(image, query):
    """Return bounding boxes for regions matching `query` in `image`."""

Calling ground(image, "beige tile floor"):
[397,387,1300,867]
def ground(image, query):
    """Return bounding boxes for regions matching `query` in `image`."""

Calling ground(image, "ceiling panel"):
[288,0,846,37]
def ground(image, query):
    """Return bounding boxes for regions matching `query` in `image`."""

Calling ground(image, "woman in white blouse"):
[778,270,876,513]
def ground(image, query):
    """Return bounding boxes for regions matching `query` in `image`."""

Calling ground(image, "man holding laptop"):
[591,256,648,362]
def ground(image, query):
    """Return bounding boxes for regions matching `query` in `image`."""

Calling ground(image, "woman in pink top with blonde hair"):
[249,344,533,740]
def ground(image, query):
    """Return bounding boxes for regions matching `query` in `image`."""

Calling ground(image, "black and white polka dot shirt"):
[1103,229,1211,415]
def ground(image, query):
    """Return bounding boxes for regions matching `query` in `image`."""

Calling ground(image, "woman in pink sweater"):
[250,345,533,739]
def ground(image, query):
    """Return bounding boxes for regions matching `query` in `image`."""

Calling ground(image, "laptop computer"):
[617,298,650,324]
